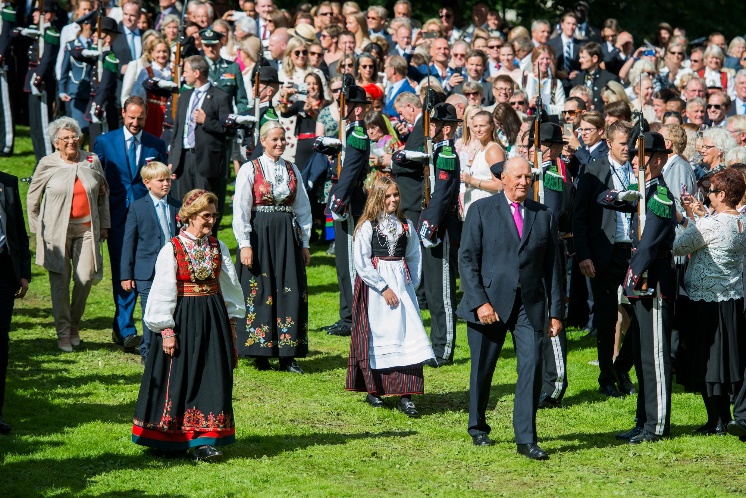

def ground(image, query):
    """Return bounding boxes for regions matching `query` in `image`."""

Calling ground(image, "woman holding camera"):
[278,72,329,169]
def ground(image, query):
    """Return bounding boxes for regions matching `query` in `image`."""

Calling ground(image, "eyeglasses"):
[707,103,722,109]
[309,51,322,56]
[452,53,466,58]
[463,92,480,97]
[319,33,330,38]
[690,58,702,63]
[198,212,220,221]
[707,189,722,194]
[359,64,374,69]
[700,144,717,151]
[342,62,355,68]
[488,44,501,49]
[57,135,80,142]
[319,11,333,17]
[439,13,453,19]
[662,111,682,118]
[293,50,308,56]
[561,110,577,115]
[668,51,684,56]
[578,127,597,134]
[510,100,526,106]
[331,87,342,93]
[366,16,379,20]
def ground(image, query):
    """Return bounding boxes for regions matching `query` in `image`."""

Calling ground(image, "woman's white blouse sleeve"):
[143,243,178,332]
[673,217,709,256]
[218,240,246,319]
[405,220,422,290]
[353,221,388,293]
[291,163,313,248]
[233,161,256,249]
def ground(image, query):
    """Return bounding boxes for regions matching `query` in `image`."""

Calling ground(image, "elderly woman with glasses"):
[233,121,313,374]
[700,127,738,173]
[674,168,746,436]
[26,117,110,352]
[699,45,736,98]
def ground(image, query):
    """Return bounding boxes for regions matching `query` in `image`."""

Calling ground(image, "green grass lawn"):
[1,127,745,497]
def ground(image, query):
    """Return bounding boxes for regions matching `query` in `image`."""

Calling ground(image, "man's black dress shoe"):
[123,334,142,349]
[616,372,637,395]
[254,357,272,371]
[193,445,223,462]
[327,324,352,336]
[516,443,549,460]
[0,416,11,435]
[366,393,384,407]
[280,358,304,374]
[425,358,452,368]
[628,429,661,444]
[615,425,643,440]
[112,331,124,346]
[472,434,492,446]
[320,321,341,331]
[397,398,419,417]
[726,419,746,439]
[692,422,727,436]
[599,384,624,398]
[538,393,563,409]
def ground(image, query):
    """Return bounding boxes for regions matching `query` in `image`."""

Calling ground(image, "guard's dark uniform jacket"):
[18,24,59,94]
[391,116,425,219]
[417,139,461,245]
[208,56,248,113]
[327,120,370,219]
[540,158,575,236]
[597,176,677,299]
[71,47,118,127]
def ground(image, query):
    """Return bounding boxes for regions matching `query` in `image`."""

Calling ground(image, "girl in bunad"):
[345,177,435,417]
[132,190,245,462]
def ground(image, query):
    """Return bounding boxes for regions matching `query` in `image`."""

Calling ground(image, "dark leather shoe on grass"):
[425,358,453,368]
[599,384,624,398]
[254,357,272,371]
[615,425,643,440]
[538,393,563,409]
[123,334,141,349]
[616,372,637,395]
[193,445,223,462]
[516,443,549,460]
[366,393,384,408]
[280,358,304,374]
[327,324,351,336]
[629,429,661,444]
[693,423,727,436]
[397,398,419,417]
[726,419,746,439]
[472,434,492,446]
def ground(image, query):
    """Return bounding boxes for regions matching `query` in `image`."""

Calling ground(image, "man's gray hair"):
[725,146,746,165]
[48,117,82,144]
[686,97,705,110]
[531,19,550,32]
[368,5,387,19]
[185,55,209,77]
[235,16,258,36]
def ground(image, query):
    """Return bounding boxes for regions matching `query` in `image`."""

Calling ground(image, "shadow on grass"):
[417,385,513,415]
[231,430,417,460]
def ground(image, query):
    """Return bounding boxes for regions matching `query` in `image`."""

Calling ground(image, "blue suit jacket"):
[383,79,416,119]
[120,194,180,281]
[456,192,564,331]
[93,128,167,226]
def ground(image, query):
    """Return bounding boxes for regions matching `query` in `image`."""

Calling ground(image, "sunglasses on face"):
[562,110,577,115]
[510,100,526,105]
[690,58,701,63]
[319,12,333,16]
[463,92,480,97]
[663,111,681,118]
[488,45,501,49]
[331,87,342,93]
[309,51,322,56]
[293,50,308,56]
[669,51,684,56]
[359,64,374,69]
[707,103,722,109]
[439,13,453,19]
[707,189,722,194]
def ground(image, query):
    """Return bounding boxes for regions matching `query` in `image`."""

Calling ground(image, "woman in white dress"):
[346,177,434,417]
[524,46,566,117]
[459,111,505,218]
[120,36,172,107]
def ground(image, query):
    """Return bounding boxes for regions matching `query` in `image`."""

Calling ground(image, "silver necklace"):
[376,214,399,257]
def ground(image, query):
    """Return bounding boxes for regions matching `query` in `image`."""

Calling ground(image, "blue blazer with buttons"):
[120,194,180,282]
[383,79,416,119]
[93,128,168,227]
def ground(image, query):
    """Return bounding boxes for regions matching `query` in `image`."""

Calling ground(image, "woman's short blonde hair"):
[179,190,219,223]
[260,120,285,139]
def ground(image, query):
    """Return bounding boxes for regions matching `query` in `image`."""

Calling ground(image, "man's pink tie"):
[511,202,523,238]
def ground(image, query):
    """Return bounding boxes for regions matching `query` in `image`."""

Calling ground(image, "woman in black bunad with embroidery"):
[132,190,245,462]
[346,176,435,417]
[233,121,313,373]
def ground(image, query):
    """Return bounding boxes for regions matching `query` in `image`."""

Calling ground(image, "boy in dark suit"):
[120,162,180,364]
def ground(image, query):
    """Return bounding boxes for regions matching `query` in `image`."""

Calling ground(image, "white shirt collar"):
[123,128,143,143]
[149,192,167,206]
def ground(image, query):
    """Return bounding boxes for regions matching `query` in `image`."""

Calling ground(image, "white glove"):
[90,112,101,124]
[401,150,429,161]
[234,114,257,124]
[330,210,348,222]
[30,84,42,96]
[157,79,179,89]
[21,28,41,38]
[318,137,342,147]
[530,167,543,175]
[421,237,441,248]
[81,49,100,58]
[617,190,643,202]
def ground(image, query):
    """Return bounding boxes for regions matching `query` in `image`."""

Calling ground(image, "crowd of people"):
[2,0,746,462]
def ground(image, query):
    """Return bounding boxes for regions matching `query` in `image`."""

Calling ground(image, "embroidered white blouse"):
[143,232,245,332]
[232,154,313,249]
[673,213,746,302]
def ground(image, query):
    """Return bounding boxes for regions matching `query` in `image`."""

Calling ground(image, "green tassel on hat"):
[348,126,368,151]
[103,53,119,73]
[2,7,16,22]
[543,165,564,192]
[648,185,673,218]
[43,28,60,46]
[261,107,279,126]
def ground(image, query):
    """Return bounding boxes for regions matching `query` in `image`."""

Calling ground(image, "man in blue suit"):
[93,95,167,348]
[120,162,179,364]
[457,156,564,459]
[382,55,415,120]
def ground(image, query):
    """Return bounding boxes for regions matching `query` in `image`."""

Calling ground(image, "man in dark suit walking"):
[573,120,635,398]
[93,95,168,348]
[457,156,564,460]
[0,171,31,435]
[169,55,233,216]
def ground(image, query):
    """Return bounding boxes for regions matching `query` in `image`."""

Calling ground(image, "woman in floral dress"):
[132,190,245,462]
[233,121,313,373]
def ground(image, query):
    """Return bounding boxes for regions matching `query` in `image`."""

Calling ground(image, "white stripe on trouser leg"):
[652,291,666,435]
[0,69,13,154]
[347,216,355,296]
[550,335,565,398]
[441,236,454,360]
[40,91,52,156]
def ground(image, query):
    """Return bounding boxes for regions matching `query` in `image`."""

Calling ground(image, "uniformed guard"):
[14,0,59,162]
[325,85,371,337]
[410,102,462,367]
[200,28,248,113]
[0,1,19,156]
[70,15,120,146]
[598,132,677,444]
[58,10,96,143]
[529,121,574,407]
